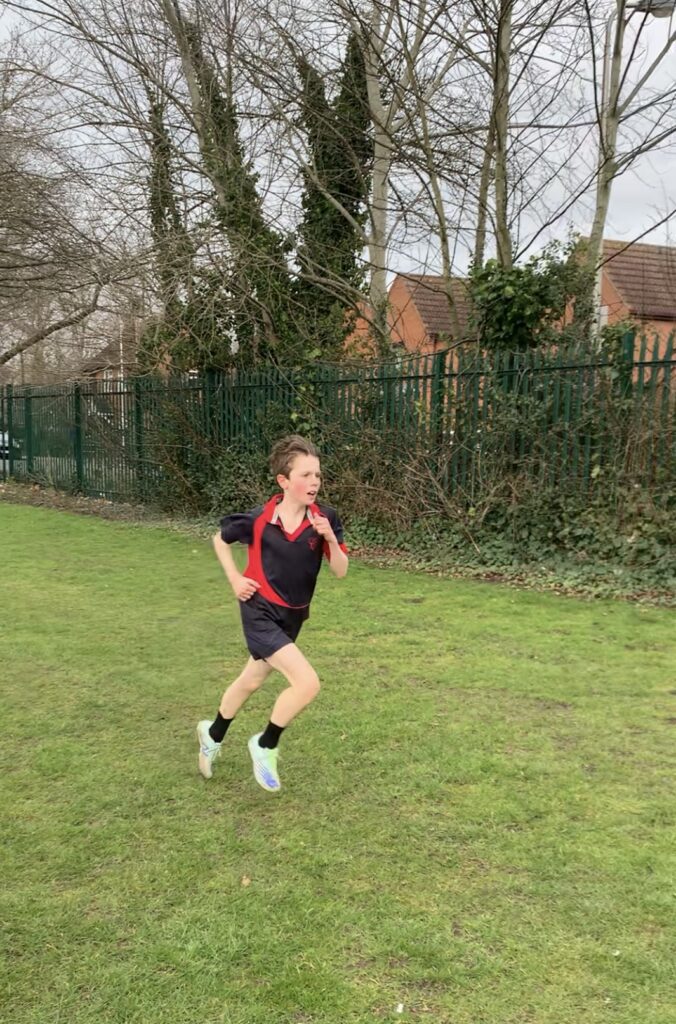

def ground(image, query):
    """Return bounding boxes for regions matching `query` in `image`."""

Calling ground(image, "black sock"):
[258,720,285,749]
[209,712,232,744]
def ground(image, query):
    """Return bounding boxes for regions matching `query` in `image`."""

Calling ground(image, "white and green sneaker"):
[196,720,222,779]
[248,733,281,792]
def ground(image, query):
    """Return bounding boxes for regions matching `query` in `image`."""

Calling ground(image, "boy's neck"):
[277,494,309,518]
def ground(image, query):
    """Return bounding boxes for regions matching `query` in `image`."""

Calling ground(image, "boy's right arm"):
[212,533,260,602]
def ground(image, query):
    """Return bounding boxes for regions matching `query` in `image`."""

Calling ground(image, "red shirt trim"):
[324,540,349,561]
[244,495,323,608]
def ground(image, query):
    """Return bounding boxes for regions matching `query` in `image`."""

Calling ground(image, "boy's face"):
[278,454,321,506]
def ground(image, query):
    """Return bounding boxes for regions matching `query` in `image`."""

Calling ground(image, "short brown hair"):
[269,435,320,478]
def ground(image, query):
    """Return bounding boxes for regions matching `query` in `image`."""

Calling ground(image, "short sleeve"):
[220,507,261,545]
[321,506,347,560]
[328,508,345,546]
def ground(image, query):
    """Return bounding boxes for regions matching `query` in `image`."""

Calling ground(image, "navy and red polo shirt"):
[220,495,347,612]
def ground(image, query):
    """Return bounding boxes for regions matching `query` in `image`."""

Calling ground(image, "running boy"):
[197,435,348,791]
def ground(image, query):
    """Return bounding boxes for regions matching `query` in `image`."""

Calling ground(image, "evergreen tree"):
[295,31,372,358]
[182,20,299,366]
[140,94,235,372]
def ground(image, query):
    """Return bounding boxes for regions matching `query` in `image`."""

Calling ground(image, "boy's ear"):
[276,473,289,489]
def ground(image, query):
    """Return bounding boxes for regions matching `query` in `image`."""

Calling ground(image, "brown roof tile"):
[602,239,676,321]
[395,275,473,339]
[80,338,137,375]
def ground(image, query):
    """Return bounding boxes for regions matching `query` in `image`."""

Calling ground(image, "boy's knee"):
[302,671,320,701]
[238,672,264,694]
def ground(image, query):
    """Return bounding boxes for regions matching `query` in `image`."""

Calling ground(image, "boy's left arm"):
[309,511,349,578]
[325,537,349,578]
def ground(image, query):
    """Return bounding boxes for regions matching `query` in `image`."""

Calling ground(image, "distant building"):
[353,239,676,356]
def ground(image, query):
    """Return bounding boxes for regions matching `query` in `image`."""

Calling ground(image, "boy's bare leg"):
[247,638,319,790]
[219,657,273,718]
[197,658,272,779]
[264,643,320,725]
[247,643,320,792]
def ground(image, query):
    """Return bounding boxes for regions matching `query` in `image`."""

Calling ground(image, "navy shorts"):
[239,594,308,661]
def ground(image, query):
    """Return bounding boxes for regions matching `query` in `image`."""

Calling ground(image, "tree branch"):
[0,283,103,367]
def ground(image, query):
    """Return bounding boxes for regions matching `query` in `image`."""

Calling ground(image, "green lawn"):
[1,502,675,1024]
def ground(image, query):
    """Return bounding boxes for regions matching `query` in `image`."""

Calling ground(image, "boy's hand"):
[308,511,336,544]
[231,573,261,602]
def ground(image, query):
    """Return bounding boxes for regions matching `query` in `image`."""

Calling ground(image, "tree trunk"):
[363,26,391,352]
[473,119,496,268]
[419,113,462,340]
[0,285,103,367]
[159,1,218,194]
[493,1,513,269]
[586,9,625,326]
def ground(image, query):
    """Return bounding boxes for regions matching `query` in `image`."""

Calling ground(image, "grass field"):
[1,502,675,1024]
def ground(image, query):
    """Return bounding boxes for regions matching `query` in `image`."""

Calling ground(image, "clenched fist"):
[308,510,337,544]
[231,573,261,602]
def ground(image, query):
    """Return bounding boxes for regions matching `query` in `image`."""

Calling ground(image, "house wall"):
[600,275,675,358]
[345,303,377,357]
[600,273,627,326]
[386,277,436,354]
[347,283,435,356]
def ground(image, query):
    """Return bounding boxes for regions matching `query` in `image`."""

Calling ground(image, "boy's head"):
[270,435,321,506]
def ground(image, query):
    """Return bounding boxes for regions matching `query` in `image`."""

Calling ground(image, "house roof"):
[601,239,676,321]
[80,338,137,376]
[391,274,473,339]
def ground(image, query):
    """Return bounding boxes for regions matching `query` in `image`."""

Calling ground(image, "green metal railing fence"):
[1,332,674,506]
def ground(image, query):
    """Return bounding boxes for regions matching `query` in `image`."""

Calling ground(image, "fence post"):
[72,381,84,491]
[6,384,14,479]
[430,347,448,449]
[25,391,33,477]
[133,376,146,499]
[619,329,635,400]
[205,368,215,445]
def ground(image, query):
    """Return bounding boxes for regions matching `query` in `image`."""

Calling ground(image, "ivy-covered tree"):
[160,3,375,369]
[468,240,594,352]
[294,31,373,359]
[138,93,235,373]
[146,93,192,314]
[182,17,300,365]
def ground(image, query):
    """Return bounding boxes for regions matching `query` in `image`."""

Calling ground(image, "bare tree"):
[3,0,675,375]
[0,2,199,374]
[0,40,115,371]
[583,0,676,320]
